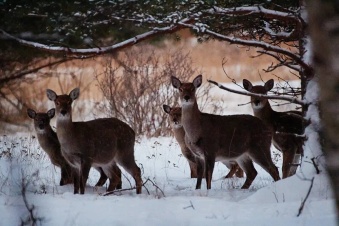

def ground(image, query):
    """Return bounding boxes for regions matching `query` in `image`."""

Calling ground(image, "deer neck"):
[173,127,186,146]
[36,126,59,151]
[55,114,75,144]
[253,101,274,125]
[181,101,202,142]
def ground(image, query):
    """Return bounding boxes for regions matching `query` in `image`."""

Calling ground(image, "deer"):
[27,108,115,188]
[243,79,304,178]
[46,88,142,194]
[171,75,280,189]
[162,104,243,179]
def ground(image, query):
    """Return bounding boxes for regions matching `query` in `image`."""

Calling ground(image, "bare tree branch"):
[0,58,75,87]
[207,79,305,106]
[208,6,300,22]
[178,22,312,77]
[0,17,193,56]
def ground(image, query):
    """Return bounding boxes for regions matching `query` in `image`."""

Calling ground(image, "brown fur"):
[243,79,304,178]
[171,75,280,189]
[46,88,142,194]
[163,105,244,179]
[27,108,73,186]
[27,108,112,188]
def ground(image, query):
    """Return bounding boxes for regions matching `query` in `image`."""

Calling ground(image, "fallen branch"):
[311,157,320,174]
[207,79,305,106]
[183,200,195,210]
[101,178,165,197]
[297,177,314,217]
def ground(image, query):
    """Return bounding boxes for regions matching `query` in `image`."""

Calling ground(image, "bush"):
[95,45,223,137]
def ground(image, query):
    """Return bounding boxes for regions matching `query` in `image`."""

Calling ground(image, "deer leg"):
[224,163,239,179]
[285,147,300,177]
[131,164,143,194]
[79,160,91,195]
[113,165,122,190]
[60,164,73,186]
[119,158,143,194]
[60,166,68,186]
[104,164,122,192]
[73,168,80,194]
[195,158,204,189]
[237,156,257,189]
[235,167,244,178]
[204,155,215,190]
[282,150,295,179]
[60,163,73,186]
[94,167,108,187]
[106,164,122,191]
[182,147,198,178]
[188,161,198,178]
[249,151,280,182]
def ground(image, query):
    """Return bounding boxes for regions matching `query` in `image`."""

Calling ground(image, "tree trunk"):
[307,0,339,218]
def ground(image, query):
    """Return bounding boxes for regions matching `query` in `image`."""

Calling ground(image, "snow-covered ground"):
[0,81,337,225]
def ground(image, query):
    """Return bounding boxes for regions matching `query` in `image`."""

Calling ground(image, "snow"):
[0,82,337,226]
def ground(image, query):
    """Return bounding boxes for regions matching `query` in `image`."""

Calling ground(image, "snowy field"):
[0,81,337,225]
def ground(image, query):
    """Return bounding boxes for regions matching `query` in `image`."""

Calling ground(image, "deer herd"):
[27,74,304,195]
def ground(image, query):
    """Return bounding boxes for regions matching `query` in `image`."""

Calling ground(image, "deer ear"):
[265,79,274,91]
[27,108,36,119]
[171,76,181,89]
[47,108,55,119]
[46,89,57,101]
[193,74,202,88]
[163,105,171,114]
[69,88,80,100]
[243,79,253,91]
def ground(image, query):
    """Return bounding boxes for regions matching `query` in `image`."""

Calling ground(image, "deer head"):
[243,79,274,111]
[171,75,202,106]
[163,105,182,129]
[46,88,80,120]
[27,108,55,133]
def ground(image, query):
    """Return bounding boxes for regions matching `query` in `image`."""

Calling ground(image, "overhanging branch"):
[180,22,311,74]
[207,79,305,106]
[208,6,300,22]
[0,19,192,56]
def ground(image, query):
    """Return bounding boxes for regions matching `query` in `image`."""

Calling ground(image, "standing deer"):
[27,108,113,188]
[243,79,304,178]
[46,88,142,194]
[162,104,243,179]
[171,75,280,189]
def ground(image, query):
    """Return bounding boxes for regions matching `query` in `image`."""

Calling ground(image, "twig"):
[297,177,314,217]
[101,178,165,197]
[143,178,166,197]
[221,58,243,89]
[183,200,195,210]
[237,101,251,107]
[311,157,320,174]
[101,187,138,196]
[272,192,279,203]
